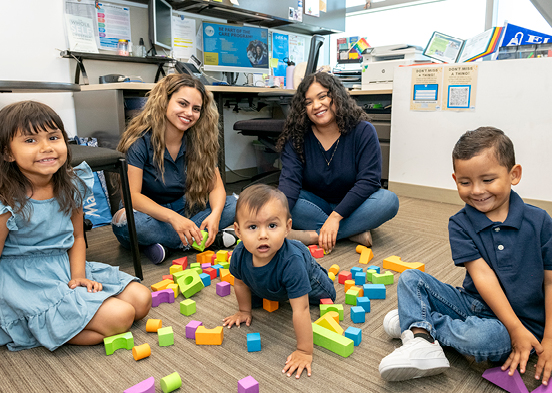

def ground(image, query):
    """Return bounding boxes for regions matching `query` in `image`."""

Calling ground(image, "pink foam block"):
[151,289,176,307]
[201,262,211,269]
[216,281,231,297]
[532,384,552,393]
[124,376,155,393]
[186,320,203,339]
[482,367,529,393]
[238,376,259,393]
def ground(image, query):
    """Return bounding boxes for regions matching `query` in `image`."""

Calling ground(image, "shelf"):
[0,80,80,93]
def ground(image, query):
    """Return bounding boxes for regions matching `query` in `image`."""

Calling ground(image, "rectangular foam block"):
[158,326,174,346]
[151,279,173,292]
[238,376,259,393]
[185,320,203,339]
[247,332,261,352]
[199,272,211,287]
[338,271,352,284]
[320,304,344,320]
[363,283,386,299]
[366,265,380,274]
[350,267,363,278]
[312,323,354,357]
[212,264,223,277]
[216,250,229,262]
[263,299,279,312]
[167,283,179,298]
[355,272,366,285]
[356,297,371,312]
[320,298,334,304]
[345,288,360,306]
[180,299,196,316]
[169,264,183,275]
[192,230,208,251]
[344,326,362,346]
[216,281,231,297]
[195,326,224,345]
[350,306,366,323]
[201,262,211,269]
[203,267,217,280]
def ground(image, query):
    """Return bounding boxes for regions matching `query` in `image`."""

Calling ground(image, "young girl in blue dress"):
[0,101,151,351]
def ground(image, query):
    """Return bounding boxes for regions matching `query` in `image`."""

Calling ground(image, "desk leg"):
[215,92,226,184]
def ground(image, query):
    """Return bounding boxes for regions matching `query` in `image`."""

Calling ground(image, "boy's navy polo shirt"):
[278,121,382,218]
[125,131,187,205]
[229,239,313,301]
[449,190,552,339]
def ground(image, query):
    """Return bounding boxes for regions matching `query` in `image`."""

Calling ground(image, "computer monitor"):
[202,22,270,74]
[148,0,172,52]
[305,35,325,76]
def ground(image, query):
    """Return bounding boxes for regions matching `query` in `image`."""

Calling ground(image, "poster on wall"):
[65,14,99,53]
[304,0,319,17]
[172,11,196,61]
[272,33,289,85]
[410,67,442,111]
[96,2,132,51]
[289,35,306,64]
[442,64,478,111]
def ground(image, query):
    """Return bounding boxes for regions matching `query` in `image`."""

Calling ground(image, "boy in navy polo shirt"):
[379,127,552,384]
[222,184,336,379]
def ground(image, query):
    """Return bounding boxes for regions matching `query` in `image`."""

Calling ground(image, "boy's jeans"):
[112,195,237,250]
[290,188,399,239]
[398,269,512,363]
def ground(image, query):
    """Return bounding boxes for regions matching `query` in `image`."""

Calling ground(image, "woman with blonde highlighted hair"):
[112,74,236,264]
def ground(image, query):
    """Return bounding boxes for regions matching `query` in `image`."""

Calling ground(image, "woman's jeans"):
[112,195,237,250]
[398,269,512,363]
[290,188,399,239]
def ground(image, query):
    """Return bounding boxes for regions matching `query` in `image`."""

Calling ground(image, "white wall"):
[0,0,78,137]
[389,57,552,202]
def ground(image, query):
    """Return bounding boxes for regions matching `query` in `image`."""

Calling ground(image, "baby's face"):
[234,198,291,267]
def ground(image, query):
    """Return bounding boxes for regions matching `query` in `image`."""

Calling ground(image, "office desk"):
[74,83,391,182]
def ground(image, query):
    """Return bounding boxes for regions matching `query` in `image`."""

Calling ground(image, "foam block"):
[180,299,196,316]
[314,313,344,335]
[345,288,360,305]
[247,332,261,352]
[203,267,217,280]
[320,298,334,304]
[338,271,352,284]
[363,283,386,299]
[320,304,344,320]
[328,264,340,275]
[238,376,259,393]
[383,255,425,273]
[196,250,214,264]
[192,230,208,252]
[262,299,279,312]
[366,265,380,273]
[158,326,174,347]
[220,269,235,286]
[166,283,179,298]
[172,256,188,269]
[372,271,394,285]
[201,262,211,270]
[190,262,201,269]
[173,269,205,298]
[124,376,155,393]
[219,261,230,269]
[185,320,203,339]
[162,274,173,281]
[212,264,223,277]
[146,319,162,333]
[104,332,134,355]
[132,343,151,361]
[216,281,231,297]
[356,245,374,265]
[344,280,356,293]
[216,250,229,262]
[152,288,176,307]
[356,297,371,312]
[169,265,183,275]
[160,372,182,393]
[532,384,552,392]
[482,367,529,393]
[195,326,224,345]
[308,245,324,258]
[344,326,362,346]
[365,269,377,283]
[325,311,340,324]
[355,272,366,285]
[351,306,366,323]
[312,323,354,357]
[151,279,173,292]
[199,272,211,287]
[350,267,363,278]
[328,272,336,281]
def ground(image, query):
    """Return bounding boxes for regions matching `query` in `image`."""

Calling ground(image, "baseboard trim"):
[389,181,552,215]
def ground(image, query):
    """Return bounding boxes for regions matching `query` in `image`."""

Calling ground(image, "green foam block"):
[175,269,205,298]
[312,323,354,357]
[320,303,344,321]
[192,230,208,252]
[103,331,133,355]
[372,271,394,285]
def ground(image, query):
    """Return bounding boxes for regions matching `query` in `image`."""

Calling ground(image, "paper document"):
[96,2,132,51]
[172,12,196,61]
[65,15,99,53]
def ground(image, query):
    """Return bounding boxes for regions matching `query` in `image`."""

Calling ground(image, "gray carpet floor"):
[0,196,543,392]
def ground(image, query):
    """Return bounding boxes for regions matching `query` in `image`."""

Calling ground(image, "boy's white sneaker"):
[383,309,401,339]
[379,330,450,381]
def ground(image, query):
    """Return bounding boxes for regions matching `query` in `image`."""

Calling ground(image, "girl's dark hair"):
[276,72,370,162]
[0,101,83,219]
[235,184,291,223]
[452,126,515,171]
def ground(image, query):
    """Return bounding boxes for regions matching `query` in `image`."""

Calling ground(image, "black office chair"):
[69,144,143,280]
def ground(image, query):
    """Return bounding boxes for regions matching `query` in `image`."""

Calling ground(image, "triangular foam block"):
[532,383,552,392]
[482,367,529,393]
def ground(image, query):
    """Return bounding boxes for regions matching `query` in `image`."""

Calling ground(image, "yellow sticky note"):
[270,58,279,68]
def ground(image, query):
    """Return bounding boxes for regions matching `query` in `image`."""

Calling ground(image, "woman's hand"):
[318,212,342,253]
[68,278,103,293]
[168,213,203,248]
[200,213,221,248]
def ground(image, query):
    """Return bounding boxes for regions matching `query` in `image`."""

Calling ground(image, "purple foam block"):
[216,281,231,297]
[482,367,529,393]
[124,376,155,393]
[186,320,203,339]
[151,289,175,307]
[238,376,259,393]
[532,384,552,393]
[201,262,211,269]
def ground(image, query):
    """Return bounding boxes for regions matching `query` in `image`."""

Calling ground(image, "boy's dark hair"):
[235,184,291,222]
[452,126,515,171]
[0,100,83,219]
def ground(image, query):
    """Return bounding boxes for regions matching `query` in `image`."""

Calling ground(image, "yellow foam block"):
[151,279,173,292]
[169,264,183,275]
[356,245,374,264]
[314,313,344,335]
[195,326,224,345]
[216,250,229,262]
[167,283,179,298]
[383,255,425,273]
[328,272,336,281]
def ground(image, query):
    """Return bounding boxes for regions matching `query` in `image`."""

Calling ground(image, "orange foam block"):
[220,269,235,286]
[344,280,356,293]
[146,319,162,332]
[356,245,374,264]
[151,279,173,292]
[195,326,224,345]
[197,250,215,264]
[382,255,425,273]
[132,343,151,361]
[328,264,340,275]
[263,299,279,312]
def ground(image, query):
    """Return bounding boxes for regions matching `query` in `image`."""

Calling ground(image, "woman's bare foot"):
[348,230,372,247]
[287,229,319,246]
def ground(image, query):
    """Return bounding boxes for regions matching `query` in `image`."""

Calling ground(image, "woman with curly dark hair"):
[277,72,399,252]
